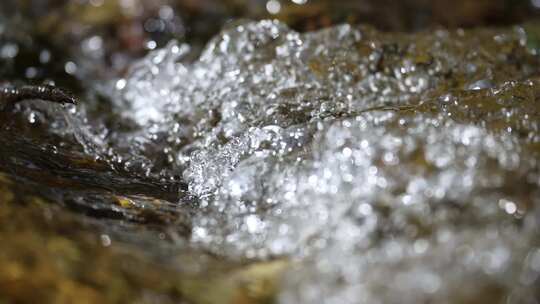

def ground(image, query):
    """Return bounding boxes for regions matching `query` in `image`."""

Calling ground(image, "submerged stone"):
[1,19,540,304]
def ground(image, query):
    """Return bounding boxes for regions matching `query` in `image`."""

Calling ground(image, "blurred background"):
[2,0,540,92]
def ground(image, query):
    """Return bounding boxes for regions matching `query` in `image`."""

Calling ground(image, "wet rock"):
[1,13,540,304]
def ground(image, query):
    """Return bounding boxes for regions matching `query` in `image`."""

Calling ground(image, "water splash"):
[80,20,540,303]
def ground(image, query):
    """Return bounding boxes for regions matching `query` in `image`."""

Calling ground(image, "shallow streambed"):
[1,2,540,304]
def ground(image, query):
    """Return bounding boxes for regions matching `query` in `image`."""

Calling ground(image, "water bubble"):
[266,0,281,14]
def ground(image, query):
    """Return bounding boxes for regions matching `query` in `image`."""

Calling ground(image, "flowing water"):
[1,2,540,304]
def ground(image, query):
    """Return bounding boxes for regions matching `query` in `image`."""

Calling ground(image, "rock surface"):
[1,16,540,304]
